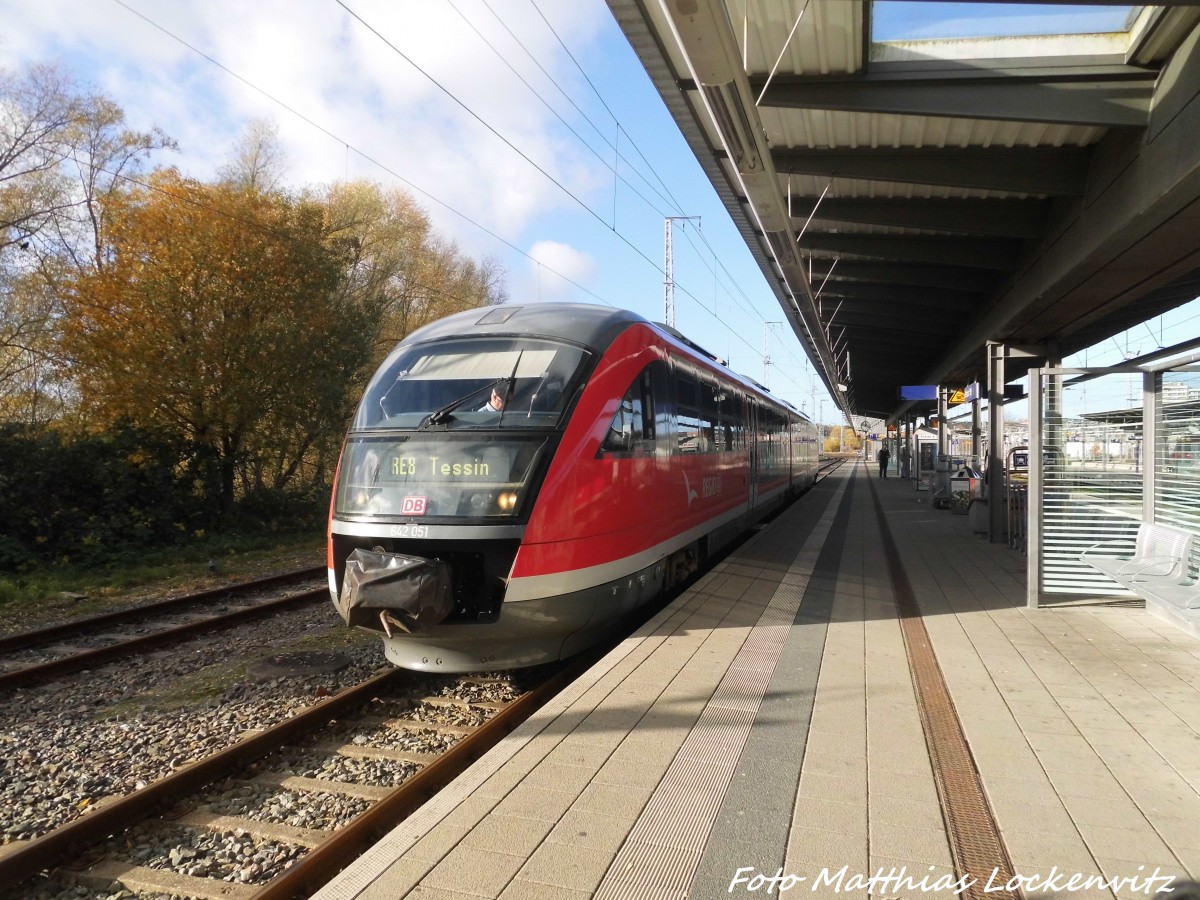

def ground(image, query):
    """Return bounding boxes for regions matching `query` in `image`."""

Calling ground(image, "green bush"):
[0,424,327,572]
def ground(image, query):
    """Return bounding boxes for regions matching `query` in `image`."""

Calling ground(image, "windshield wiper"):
[422,377,506,428]
[494,351,523,427]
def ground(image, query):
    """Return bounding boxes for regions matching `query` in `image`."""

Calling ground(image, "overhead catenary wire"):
[684,224,821,385]
[676,226,813,393]
[337,2,615,230]
[105,0,616,309]
[103,0,815,406]
[335,1,693,286]
[475,0,685,217]
[446,0,674,221]
[526,0,688,216]
[335,1,811,402]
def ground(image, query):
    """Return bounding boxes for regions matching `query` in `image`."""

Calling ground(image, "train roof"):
[403,303,644,351]
[403,302,809,421]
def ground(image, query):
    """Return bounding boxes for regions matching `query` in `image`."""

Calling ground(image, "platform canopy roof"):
[607,1,1200,420]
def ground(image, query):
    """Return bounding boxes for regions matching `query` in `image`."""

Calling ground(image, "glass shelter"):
[1025,348,1200,612]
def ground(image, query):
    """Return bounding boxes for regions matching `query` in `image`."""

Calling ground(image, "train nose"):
[336,548,454,635]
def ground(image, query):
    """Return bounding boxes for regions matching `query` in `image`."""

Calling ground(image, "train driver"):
[480,387,506,413]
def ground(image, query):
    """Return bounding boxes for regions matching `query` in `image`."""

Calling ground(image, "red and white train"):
[328,302,820,671]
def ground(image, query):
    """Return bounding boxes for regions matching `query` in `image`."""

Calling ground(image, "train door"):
[782,412,792,489]
[748,399,761,516]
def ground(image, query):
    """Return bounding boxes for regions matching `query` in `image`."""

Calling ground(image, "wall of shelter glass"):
[1026,362,1200,606]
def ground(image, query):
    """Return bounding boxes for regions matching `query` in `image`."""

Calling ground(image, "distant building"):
[1162,381,1190,404]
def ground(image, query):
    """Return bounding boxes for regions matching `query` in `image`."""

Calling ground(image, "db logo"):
[401,496,427,515]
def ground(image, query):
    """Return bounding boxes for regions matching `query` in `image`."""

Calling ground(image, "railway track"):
[4,658,588,900]
[816,457,845,482]
[0,567,327,691]
[1,484,837,898]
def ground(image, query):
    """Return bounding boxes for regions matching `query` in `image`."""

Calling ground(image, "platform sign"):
[901,385,967,402]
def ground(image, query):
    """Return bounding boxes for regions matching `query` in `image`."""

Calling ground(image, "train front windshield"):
[336,336,589,521]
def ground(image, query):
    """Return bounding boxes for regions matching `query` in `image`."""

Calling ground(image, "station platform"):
[314,461,1200,900]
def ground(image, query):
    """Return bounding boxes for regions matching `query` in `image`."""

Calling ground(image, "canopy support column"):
[987,342,1006,543]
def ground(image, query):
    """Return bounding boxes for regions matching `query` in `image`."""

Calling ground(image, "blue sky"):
[2,0,1194,425]
[1,0,825,418]
[873,2,1138,41]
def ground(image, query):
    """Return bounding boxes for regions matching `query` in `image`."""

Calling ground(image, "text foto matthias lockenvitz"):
[728,865,1178,895]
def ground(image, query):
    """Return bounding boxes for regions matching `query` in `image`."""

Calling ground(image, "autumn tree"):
[63,170,375,517]
[1,63,174,424]
[54,92,174,273]
[822,425,861,453]
[0,65,81,422]
[0,65,79,254]
[217,119,288,194]
[1,69,517,557]
[0,267,71,422]
[321,180,508,368]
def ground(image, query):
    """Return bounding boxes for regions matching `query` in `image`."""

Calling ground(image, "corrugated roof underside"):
[735,0,864,75]
[760,108,1105,154]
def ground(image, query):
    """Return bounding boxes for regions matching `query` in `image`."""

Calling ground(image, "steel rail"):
[0,587,326,691]
[0,668,406,887]
[815,458,844,482]
[253,653,594,900]
[0,566,326,653]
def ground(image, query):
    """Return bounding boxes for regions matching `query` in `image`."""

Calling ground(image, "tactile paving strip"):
[869,479,1019,900]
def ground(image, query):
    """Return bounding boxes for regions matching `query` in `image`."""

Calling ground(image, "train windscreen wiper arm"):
[422,377,506,428]
[494,351,523,427]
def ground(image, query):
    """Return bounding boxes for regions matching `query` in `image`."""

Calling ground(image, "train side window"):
[649,362,671,453]
[717,391,742,452]
[639,369,656,441]
[675,370,712,454]
[600,367,659,456]
[601,394,641,453]
[676,373,697,412]
[676,409,712,452]
[700,379,719,451]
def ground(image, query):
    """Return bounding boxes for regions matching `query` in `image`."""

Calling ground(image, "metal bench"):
[1138,581,1200,611]
[1082,521,1198,610]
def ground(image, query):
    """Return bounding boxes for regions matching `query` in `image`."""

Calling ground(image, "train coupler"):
[337,548,454,633]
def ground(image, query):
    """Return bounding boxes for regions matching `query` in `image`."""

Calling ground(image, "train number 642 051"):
[389,524,429,539]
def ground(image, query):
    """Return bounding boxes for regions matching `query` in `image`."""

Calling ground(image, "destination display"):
[335,435,547,519]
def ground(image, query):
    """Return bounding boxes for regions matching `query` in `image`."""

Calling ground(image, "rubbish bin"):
[949,466,981,514]
[931,455,954,508]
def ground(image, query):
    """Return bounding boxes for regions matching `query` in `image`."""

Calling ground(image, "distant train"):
[327,302,820,671]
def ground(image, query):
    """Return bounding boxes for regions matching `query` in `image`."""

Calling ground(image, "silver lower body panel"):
[379,559,665,672]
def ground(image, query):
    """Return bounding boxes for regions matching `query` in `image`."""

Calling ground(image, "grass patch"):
[101,662,253,717]
[97,627,378,719]
[0,530,324,630]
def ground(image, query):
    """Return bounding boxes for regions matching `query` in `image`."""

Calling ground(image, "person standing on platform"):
[900,444,911,479]
[877,445,891,479]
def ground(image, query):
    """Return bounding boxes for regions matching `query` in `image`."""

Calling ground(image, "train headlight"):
[497,490,518,512]
[469,493,490,512]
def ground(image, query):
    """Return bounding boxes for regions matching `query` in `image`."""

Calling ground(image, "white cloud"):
[527,240,597,299]
[0,0,614,257]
